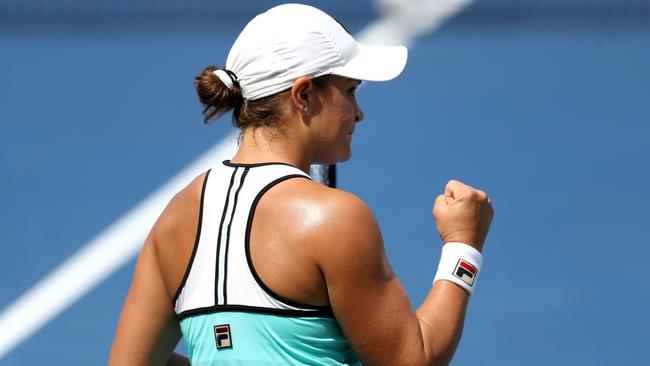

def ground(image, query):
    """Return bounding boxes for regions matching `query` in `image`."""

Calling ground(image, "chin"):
[315,149,351,165]
[335,151,352,163]
[342,149,352,161]
[335,144,353,162]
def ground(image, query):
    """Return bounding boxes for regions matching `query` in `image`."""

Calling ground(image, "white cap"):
[215,4,408,101]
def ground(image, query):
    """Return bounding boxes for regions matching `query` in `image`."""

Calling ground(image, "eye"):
[348,87,357,96]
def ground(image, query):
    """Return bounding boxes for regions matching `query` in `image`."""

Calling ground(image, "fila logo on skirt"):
[454,259,477,286]
[214,324,232,349]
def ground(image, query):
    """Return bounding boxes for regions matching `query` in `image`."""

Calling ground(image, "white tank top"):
[173,160,332,318]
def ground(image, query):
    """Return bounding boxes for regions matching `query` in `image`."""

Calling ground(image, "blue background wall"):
[1,1,649,364]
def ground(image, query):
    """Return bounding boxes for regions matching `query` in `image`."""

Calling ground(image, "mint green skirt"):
[180,311,361,365]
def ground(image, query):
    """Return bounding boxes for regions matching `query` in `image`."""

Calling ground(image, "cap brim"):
[330,44,407,82]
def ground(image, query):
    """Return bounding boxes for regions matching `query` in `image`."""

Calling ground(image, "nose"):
[354,103,364,123]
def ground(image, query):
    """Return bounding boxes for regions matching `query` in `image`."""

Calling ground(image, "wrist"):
[441,232,483,253]
[433,242,483,295]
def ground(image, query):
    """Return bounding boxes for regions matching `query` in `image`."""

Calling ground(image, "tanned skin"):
[110,76,494,366]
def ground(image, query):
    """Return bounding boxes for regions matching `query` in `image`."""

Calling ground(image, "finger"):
[433,195,447,217]
[486,198,494,215]
[444,179,460,197]
[434,194,447,208]
[445,179,469,199]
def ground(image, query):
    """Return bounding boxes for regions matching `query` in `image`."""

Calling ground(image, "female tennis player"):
[110,4,493,365]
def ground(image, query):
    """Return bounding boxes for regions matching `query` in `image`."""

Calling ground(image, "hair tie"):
[213,69,238,90]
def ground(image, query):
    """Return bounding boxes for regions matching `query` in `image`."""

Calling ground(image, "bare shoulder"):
[262,178,383,265]
[152,172,207,244]
[265,178,378,235]
[149,172,208,299]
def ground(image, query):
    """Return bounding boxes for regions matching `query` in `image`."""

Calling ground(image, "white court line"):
[359,0,473,45]
[0,0,474,359]
[0,132,239,358]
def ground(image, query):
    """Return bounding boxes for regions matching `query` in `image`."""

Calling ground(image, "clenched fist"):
[433,180,494,253]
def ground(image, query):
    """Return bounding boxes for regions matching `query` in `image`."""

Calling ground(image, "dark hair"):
[195,65,288,130]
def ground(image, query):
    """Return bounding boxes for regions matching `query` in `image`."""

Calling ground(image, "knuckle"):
[433,199,444,214]
[447,179,461,188]
[467,188,479,199]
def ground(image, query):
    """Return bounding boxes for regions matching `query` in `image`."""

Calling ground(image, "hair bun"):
[195,65,242,123]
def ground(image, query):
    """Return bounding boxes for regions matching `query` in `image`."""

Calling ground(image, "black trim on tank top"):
[172,169,212,306]
[245,174,333,312]
[223,160,303,169]
[223,167,250,304]
[176,304,334,321]
[215,167,238,305]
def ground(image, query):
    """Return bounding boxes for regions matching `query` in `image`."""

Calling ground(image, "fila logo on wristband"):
[434,243,483,294]
[454,259,477,286]
[214,324,232,349]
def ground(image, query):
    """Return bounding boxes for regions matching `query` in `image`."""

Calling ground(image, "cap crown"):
[226,4,359,100]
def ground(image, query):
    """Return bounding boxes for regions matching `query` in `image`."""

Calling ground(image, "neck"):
[230,126,312,173]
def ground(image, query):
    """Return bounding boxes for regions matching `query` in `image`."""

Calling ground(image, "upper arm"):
[110,173,206,365]
[109,233,182,366]
[311,192,428,365]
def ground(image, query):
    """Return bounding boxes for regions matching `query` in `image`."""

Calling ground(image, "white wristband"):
[433,242,483,295]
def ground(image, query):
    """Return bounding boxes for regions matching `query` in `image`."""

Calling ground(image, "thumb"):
[445,180,460,201]
[444,186,455,205]
[444,195,455,205]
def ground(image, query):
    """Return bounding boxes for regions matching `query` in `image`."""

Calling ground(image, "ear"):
[290,76,312,114]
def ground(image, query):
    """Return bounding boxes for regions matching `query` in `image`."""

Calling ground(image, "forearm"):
[415,280,470,365]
